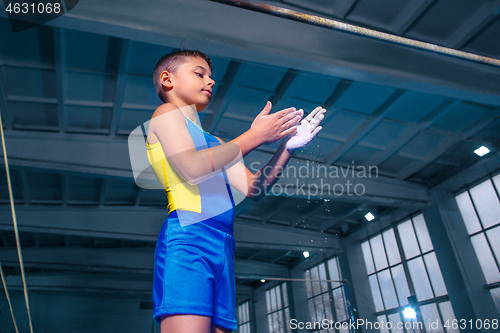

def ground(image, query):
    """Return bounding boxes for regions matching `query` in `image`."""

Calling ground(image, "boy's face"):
[168,56,214,111]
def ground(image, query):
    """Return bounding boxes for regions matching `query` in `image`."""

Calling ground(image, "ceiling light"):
[474,146,490,157]
[261,279,266,283]
[402,306,417,320]
[303,251,310,258]
[365,212,375,221]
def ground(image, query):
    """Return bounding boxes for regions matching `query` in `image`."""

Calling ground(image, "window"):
[266,282,291,333]
[238,300,252,333]
[362,214,458,332]
[304,257,349,333]
[455,174,500,312]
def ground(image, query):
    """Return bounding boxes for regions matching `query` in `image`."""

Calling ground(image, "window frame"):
[304,256,350,332]
[361,213,455,331]
[266,282,291,333]
[238,299,253,333]
[455,172,500,314]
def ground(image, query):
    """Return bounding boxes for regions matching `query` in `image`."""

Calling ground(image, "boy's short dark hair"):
[153,50,213,102]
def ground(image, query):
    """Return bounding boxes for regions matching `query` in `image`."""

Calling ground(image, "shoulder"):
[150,103,187,128]
[151,103,181,119]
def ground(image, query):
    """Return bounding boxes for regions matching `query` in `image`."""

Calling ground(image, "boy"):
[146,50,325,333]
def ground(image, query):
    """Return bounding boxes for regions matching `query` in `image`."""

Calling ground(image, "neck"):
[165,97,202,125]
[178,104,202,127]
[178,104,196,122]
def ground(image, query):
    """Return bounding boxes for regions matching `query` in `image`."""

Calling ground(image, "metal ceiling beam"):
[62,173,68,206]
[289,201,326,229]
[268,68,299,106]
[271,176,430,208]
[324,79,353,110]
[0,231,8,247]
[391,0,436,35]
[54,28,68,132]
[33,234,40,247]
[336,0,359,19]
[1,247,154,274]
[100,179,108,206]
[109,39,130,137]
[0,207,339,251]
[445,0,500,49]
[5,2,496,108]
[19,170,31,206]
[364,98,458,167]
[0,66,12,130]
[234,216,341,251]
[396,110,500,180]
[0,247,290,278]
[324,89,405,165]
[4,273,255,297]
[431,144,500,190]
[210,0,500,68]
[260,197,288,224]
[203,60,242,132]
[235,259,289,277]
[270,250,292,264]
[0,130,431,207]
[133,187,143,206]
[318,204,365,231]
[246,249,262,261]
[6,273,154,294]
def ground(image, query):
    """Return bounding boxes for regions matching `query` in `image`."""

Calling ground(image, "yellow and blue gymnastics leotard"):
[146,116,237,330]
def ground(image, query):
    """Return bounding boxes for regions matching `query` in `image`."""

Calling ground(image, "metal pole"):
[209,0,500,68]
[236,276,346,283]
[343,284,357,333]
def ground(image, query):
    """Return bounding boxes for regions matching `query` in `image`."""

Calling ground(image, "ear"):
[160,70,174,90]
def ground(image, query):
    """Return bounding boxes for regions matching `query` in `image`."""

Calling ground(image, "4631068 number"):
[5,2,61,14]
[444,319,498,330]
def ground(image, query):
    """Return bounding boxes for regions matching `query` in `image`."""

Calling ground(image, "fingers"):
[310,111,325,128]
[275,107,297,118]
[280,125,298,138]
[281,113,301,130]
[306,106,326,122]
[259,101,272,116]
[305,106,322,122]
[311,126,322,138]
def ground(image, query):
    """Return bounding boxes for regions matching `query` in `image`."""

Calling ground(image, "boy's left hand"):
[285,106,326,152]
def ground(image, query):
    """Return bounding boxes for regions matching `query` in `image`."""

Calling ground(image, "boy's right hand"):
[249,101,302,145]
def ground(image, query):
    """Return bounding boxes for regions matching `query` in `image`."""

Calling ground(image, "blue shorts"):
[153,211,237,330]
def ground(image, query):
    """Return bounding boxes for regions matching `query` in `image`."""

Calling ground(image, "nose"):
[207,77,215,88]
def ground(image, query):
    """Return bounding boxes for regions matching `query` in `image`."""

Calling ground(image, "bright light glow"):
[474,146,490,157]
[365,212,375,221]
[402,306,417,320]
[261,279,266,283]
[303,251,310,258]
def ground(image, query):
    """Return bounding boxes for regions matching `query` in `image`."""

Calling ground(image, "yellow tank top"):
[146,140,202,214]
[145,117,235,219]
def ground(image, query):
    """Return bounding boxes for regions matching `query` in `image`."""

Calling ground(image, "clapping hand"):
[250,101,303,145]
[285,106,326,152]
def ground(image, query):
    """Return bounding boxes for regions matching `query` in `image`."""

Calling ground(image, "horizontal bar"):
[210,0,500,68]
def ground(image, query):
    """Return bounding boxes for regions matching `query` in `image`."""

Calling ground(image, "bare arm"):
[221,106,326,200]
[216,136,293,201]
[150,103,301,185]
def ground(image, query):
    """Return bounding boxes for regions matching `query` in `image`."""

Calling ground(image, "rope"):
[0,110,34,333]
[209,0,500,68]
[0,262,20,333]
